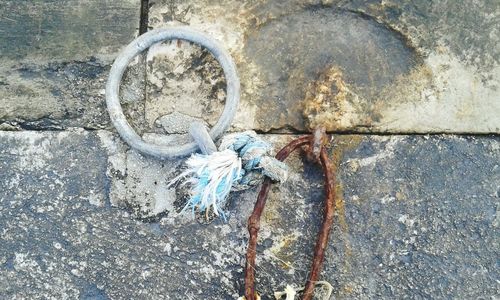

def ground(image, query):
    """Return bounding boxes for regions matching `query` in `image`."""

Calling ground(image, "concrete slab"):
[1,130,498,299]
[147,0,500,134]
[0,2,498,299]
[0,0,143,130]
[0,0,140,62]
[3,0,496,133]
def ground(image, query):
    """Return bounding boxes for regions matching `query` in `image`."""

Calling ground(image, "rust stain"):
[303,66,348,130]
[342,283,355,294]
[330,135,362,235]
[269,233,299,270]
[302,66,368,132]
[262,187,280,225]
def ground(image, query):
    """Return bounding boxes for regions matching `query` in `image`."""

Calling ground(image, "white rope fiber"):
[169,130,288,219]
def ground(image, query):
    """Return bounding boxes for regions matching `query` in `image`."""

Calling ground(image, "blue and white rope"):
[168,131,288,219]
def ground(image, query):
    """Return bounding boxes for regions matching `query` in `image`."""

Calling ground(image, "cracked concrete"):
[1,131,499,299]
[2,0,498,133]
[0,0,142,131]
[1,1,500,299]
[146,0,499,133]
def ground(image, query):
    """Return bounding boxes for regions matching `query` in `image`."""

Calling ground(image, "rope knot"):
[220,131,288,188]
[168,130,288,219]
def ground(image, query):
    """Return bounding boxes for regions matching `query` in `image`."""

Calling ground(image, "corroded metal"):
[244,130,335,300]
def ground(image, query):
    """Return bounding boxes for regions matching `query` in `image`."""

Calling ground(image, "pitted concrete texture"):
[147,0,500,133]
[1,1,499,299]
[1,0,498,133]
[1,131,498,299]
[0,0,142,131]
[0,0,140,61]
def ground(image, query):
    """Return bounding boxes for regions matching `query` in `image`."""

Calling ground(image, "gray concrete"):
[148,0,500,133]
[0,0,142,130]
[0,0,140,61]
[1,131,498,299]
[2,0,498,133]
[1,1,499,299]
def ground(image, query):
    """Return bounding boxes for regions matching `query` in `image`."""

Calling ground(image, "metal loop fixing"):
[106,27,240,159]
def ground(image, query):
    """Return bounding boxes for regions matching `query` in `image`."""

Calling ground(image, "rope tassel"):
[168,129,288,219]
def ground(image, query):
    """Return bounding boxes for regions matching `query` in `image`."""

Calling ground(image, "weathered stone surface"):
[0,0,140,62]
[144,42,226,133]
[327,135,499,299]
[2,131,498,299]
[98,131,184,218]
[0,129,109,206]
[1,2,499,299]
[3,0,497,133]
[0,60,109,129]
[0,0,142,130]
[148,0,500,133]
[0,58,147,131]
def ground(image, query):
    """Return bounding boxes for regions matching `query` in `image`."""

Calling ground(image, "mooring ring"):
[106,27,240,159]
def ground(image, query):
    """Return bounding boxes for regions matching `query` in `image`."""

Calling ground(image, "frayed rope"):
[273,281,333,300]
[237,281,333,300]
[168,131,288,219]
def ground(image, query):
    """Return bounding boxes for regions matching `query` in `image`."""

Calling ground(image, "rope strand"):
[168,130,288,219]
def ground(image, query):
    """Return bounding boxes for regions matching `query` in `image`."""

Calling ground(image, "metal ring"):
[106,27,240,159]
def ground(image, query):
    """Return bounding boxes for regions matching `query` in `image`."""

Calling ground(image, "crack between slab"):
[1,120,498,136]
[138,0,150,127]
[1,126,498,137]
[139,0,150,35]
[255,130,500,137]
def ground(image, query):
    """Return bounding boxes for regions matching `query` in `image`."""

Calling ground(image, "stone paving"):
[1,1,499,299]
